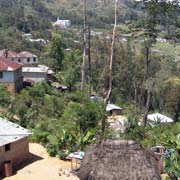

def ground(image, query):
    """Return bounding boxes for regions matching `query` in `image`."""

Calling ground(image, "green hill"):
[0,0,144,51]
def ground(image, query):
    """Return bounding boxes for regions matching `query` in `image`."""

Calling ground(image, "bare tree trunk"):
[138,47,150,108]
[88,26,91,96]
[143,81,155,126]
[132,76,138,109]
[101,0,118,141]
[81,0,87,92]
[104,0,118,104]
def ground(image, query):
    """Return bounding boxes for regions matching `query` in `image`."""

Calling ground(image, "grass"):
[154,42,180,62]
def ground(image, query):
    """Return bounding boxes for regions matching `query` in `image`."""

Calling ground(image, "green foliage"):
[61,49,82,91]
[163,76,180,122]
[0,86,11,108]
[12,82,104,155]
[122,116,149,142]
[164,125,180,179]
[46,144,57,157]
[49,35,64,71]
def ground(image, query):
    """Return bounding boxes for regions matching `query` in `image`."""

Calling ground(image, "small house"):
[0,118,32,176]
[106,103,123,115]
[22,65,54,84]
[0,58,23,95]
[18,51,38,65]
[0,50,20,62]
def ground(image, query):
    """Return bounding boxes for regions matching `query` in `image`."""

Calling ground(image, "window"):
[33,57,36,62]
[27,58,30,62]
[0,72,3,79]
[5,144,11,151]
[18,59,21,62]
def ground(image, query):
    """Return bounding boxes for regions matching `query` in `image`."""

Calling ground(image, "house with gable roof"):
[18,51,38,65]
[0,117,32,177]
[0,50,20,63]
[0,58,23,95]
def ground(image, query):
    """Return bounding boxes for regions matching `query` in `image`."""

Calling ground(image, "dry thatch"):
[77,140,161,180]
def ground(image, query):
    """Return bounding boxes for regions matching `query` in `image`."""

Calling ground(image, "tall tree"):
[49,35,64,71]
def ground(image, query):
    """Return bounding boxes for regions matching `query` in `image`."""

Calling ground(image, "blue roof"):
[0,118,32,146]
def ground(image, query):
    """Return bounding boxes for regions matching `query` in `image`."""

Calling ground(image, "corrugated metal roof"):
[147,113,174,123]
[106,104,123,111]
[0,118,32,146]
[0,58,23,71]
[22,65,49,73]
[0,50,37,58]
[23,65,54,74]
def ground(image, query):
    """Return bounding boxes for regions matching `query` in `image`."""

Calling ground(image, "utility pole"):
[81,0,87,92]
[88,26,91,96]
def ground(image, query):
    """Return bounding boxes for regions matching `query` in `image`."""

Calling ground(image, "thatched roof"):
[77,140,161,180]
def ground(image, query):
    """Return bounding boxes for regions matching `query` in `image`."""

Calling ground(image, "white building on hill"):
[52,17,71,29]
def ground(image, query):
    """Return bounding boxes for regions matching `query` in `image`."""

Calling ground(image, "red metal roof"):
[0,50,37,58]
[0,58,23,71]
[19,51,37,58]
[0,49,20,58]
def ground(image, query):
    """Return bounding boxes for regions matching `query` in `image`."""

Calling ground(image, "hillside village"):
[0,0,180,180]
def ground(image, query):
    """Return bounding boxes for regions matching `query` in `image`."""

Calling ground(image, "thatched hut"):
[77,140,161,180]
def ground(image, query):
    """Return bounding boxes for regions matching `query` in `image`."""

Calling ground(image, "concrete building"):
[22,65,54,84]
[18,51,38,65]
[0,58,23,95]
[0,118,32,176]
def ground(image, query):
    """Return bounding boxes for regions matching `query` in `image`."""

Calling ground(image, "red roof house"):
[0,58,22,71]
[0,58,23,95]
[0,50,38,65]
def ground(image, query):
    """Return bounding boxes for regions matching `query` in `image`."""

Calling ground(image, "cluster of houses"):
[106,103,174,132]
[0,49,54,95]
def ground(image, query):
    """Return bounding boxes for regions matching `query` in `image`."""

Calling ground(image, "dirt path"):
[3,143,79,180]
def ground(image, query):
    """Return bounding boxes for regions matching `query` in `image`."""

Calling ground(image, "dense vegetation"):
[0,0,180,179]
